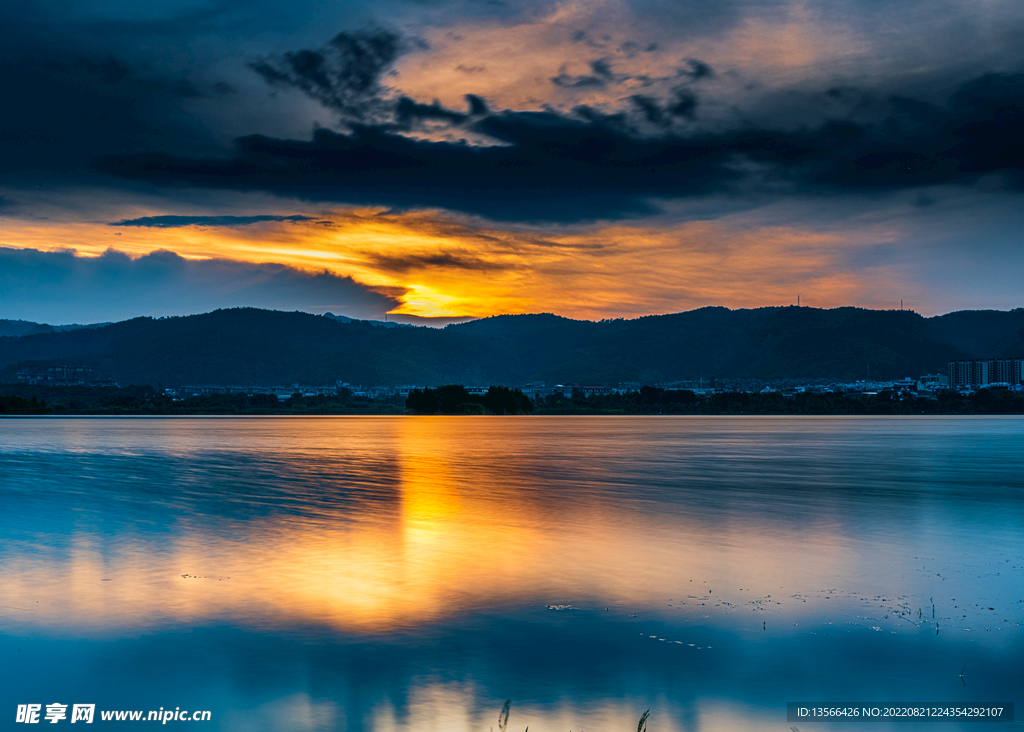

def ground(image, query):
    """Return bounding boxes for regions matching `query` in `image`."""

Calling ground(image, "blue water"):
[1,416,1022,731]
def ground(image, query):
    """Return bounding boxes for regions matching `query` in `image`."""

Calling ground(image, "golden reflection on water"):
[0,417,875,635]
[399,423,463,544]
[227,686,703,732]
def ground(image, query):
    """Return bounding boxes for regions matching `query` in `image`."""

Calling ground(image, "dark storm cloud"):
[0,1,230,179]
[550,58,626,89]
[551,72,608,89]
[0,247,402,323]
[390,94,490,129]
[552,57,673,90]
[0,1,422,186]
[630,88,698,126]
[249,29,403,122]
[364,251,512,273]
[93,111,733,221]
[0,50,213,176]
[111,215,316,228]
[629,95,666,125]
[6,0,1024,228]
[589,59,615,80]
[77,55,202,97]
[806,73,1024,188]
[678,59,713,81]
[93,72,1024,222]
[465,94,489,116]
[394,97,468,127]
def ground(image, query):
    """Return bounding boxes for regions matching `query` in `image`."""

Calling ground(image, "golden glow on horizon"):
[0,207,915,319]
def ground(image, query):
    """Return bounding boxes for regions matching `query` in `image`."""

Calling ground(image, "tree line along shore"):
[3,383,1024,416]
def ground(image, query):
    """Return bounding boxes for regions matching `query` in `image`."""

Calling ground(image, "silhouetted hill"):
[449,307,967,384]
[1,306,1019,387]
[927,309,1024,358]
[0,319,111,337]
[0,320,39,338]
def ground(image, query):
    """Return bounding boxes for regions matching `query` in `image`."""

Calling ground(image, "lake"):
[1,416,1022,731]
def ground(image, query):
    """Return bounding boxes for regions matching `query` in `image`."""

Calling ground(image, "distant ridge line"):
[1,305,1022,387]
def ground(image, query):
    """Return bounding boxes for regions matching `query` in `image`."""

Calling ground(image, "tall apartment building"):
[948,359,1024,388]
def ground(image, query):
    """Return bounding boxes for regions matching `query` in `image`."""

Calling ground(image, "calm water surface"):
[1,416,1022,731]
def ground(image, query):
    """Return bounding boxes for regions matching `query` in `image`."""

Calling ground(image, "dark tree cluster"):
[638,386,698,406]
[405,385,534,414]
[0,395,51,415]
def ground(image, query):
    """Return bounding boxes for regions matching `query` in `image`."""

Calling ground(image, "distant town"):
[4,357,1024,416]
[14,356,1024,397]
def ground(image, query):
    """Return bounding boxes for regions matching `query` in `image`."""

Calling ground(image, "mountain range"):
[0,320,111,338]
[2,306,1023,387]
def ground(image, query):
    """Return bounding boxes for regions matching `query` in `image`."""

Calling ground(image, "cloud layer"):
[0,247,401,324]
[111,215,317,228]
[1,0,1023,319]
[94,71,1024,222]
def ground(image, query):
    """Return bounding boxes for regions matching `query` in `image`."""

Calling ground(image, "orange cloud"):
[0,202,918,320]
[390,0,868,116]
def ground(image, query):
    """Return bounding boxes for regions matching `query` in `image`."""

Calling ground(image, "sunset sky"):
[2,0,1023,323]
